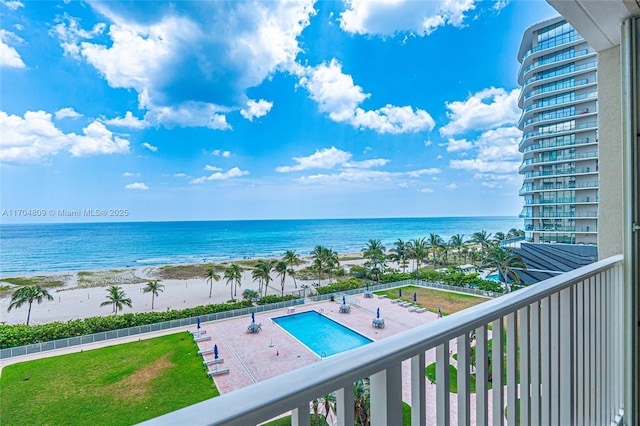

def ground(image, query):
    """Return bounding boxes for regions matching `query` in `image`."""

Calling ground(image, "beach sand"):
[0,254,373,325]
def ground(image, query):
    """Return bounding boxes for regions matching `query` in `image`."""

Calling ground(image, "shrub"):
[315,279,365,295]
[256,294,297,305]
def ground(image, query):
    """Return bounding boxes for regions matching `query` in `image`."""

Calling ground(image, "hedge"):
[0,294,298,349]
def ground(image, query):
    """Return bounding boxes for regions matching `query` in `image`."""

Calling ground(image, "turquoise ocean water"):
[0,217,521,275]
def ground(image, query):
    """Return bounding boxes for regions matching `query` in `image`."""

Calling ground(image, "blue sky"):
[0,0,559,223]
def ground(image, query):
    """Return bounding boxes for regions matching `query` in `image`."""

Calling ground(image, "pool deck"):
[195,294,494,424]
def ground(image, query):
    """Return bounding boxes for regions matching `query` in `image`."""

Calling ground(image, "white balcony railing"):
[142,255,624,426]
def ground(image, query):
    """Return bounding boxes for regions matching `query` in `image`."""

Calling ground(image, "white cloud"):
[481,181,502,189]
[344,158,389,169]
[446,137,473,152]
[122,172,136,177]
[212,150,231,158]
[0,111,130,162]
[174,173,188,178]
[419,187,434,193]
[446,183,458,190]
[125,182,149,190]
[339,0,476,36]
[440,87,520,136]
[190,166,249,184]
[52,2,315,128]
[1,0,24,10]
[204,165,222,172]
[406,168,441,177]
[55,108,83,120]
[436,155,443,160]
[298,59,434,134]
[0,29,25,68]
[103,111,149,129]
[240,99,273,121]
[141,142,158,152]
[276,146,352,172]
[424,140,432,147]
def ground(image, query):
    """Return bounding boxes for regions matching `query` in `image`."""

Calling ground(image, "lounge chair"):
[189,329,206,335]
[372,318,385,328]
[207,366,230,377]
[339,304,351,313]
[198,348,216,356]
[203,358,224,366]
[246,323,262,333]
[194,335,211,342]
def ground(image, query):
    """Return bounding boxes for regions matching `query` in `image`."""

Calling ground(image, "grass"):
[152,263,214,280]
[263,414,328,425]
[0,276,68,288]
[76,269,146,288]
[0,333,219,426]
[374,285,488,316]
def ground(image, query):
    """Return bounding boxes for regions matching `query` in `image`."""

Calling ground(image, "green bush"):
[256,294,297,305]
[315,279,366,295]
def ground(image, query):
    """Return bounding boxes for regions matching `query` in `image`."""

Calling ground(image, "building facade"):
[517,17,598,245]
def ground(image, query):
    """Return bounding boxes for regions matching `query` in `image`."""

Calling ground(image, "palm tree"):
[142,280,164,310]
[224,264,242,301]
[100,285,132,314]
[7,285,54,325]
[253,259,276,297]
[408,237,427,277]
[274,260,288,296]
[481,246,527,292]
[389,239,409,272]
[470,230,493,258]
[493,232,507,243]
[507,228,525,239]
[363,239,386,285]
[283,250,301,288]
[449,234,465,263]
[427,233,444,262]
[325,248,340,283]
[203,265,221,298]
[311,245,329,284]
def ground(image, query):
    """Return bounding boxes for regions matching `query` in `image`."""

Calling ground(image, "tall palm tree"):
[493,232,507,243]
[274,260,288,296]
[389,239,409,272]
[283,250,301,288]
[507,228,525,239]
[311,245,329,284]
[203,265,221,298]
[100,285,132,315]
[427,233,444,262]
[224,264,243,301]
[142,280,164,310]
[449,234,466,263]
[363,239,386,285]
[470,230,493,258]
[7,285,54,325]
[408,237,427,277]
[481,246,527,292]
[325,248,340,283]
[253,259,276,297]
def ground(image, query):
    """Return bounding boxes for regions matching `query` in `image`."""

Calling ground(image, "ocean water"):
[0,217,521,275]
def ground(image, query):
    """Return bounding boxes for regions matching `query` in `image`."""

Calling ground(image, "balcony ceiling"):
[547,0,640,51]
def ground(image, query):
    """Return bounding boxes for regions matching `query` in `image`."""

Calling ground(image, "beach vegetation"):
[389,239,410,273]
[242,288,259,302]
[408,237,428,277]
[203,265,221,298]
[469,230,493,258]
[100,285,133,314]
[224,263,243,301]
[1,276,67,288]
[274,260,288,296]
[7,285,54,325]
[0,333,219,425]
[76,270,146,287]
[362,239,387,285]
[283,250,302,288]
[142,281,164,310]
[256,294,298,305]
[154,264,212,280]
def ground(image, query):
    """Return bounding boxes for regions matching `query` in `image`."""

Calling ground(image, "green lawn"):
[0,333,219,426]
[374,285,488,316]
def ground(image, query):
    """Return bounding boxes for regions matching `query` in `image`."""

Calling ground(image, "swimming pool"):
[487,274,500,281]
[272,311,373,358]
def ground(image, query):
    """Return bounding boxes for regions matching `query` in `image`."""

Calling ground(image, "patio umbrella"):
[342,295,346,305]
[197,317,201,329]
[377,307,380,318]
[413,292,417,302]
[438,306,443,318]
[214,344,219,359]
[366,282,369,291]
[251,312,255,323]
[399,288,402,297]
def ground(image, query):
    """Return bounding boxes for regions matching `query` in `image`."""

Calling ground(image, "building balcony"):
[520,120,598,144]
[520,103,595,131]
[143,256,624,426]
[521,61,597,94]
[521,136,595,154]
[519,180,599,195]
[520,32,584,62]
[524,196,599,205]
[523,166,598,180]
[519,210,598,219]
[520,48,595,82]
[519,151,599,172]
[529,225,597,232]
[521,90,597,119]
[523,77,592,102]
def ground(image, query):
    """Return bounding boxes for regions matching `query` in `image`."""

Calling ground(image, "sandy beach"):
[0,253,373,325]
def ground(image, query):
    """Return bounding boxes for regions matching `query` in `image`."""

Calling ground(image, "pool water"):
[487,274,500,281]
[272,310,373,357]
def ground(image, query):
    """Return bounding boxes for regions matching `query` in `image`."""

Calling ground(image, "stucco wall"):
[597,45,624,257]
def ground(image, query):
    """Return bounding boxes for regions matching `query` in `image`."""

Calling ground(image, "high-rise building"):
[517,16,598,245]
